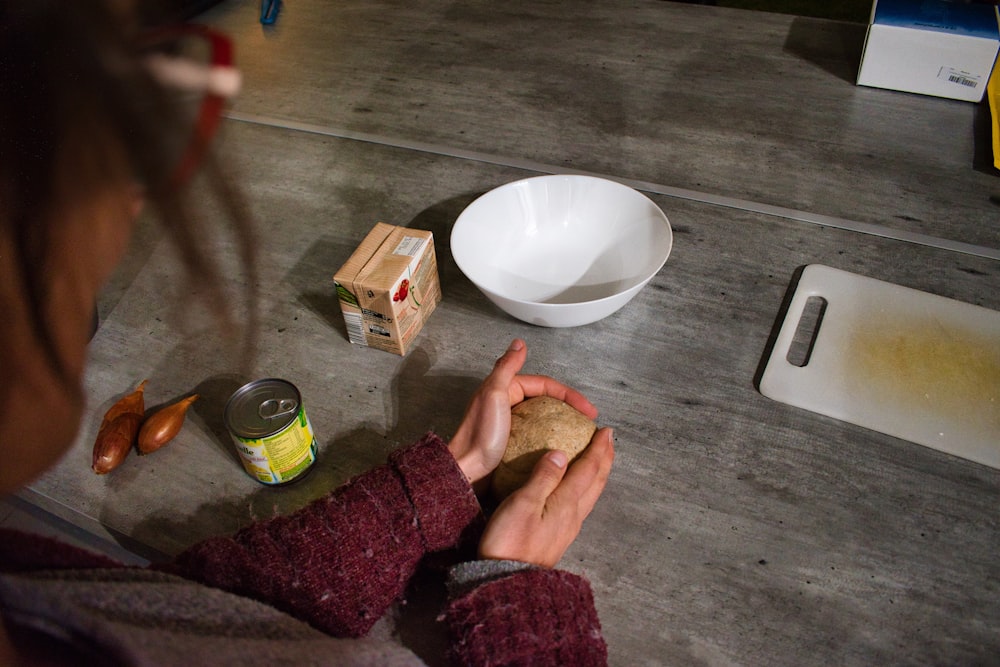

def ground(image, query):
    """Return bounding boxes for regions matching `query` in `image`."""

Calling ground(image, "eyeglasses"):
[142,25,241,188]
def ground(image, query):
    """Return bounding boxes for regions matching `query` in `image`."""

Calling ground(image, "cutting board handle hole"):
[786,296,827,367]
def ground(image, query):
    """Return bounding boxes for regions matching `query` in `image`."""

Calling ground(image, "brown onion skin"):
[137,394,199,454]
[91,380,148,474]
[92,412,143,474]
[99,380,147,428]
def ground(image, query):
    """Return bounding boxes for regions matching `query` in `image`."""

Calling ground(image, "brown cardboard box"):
[333,223,442,355]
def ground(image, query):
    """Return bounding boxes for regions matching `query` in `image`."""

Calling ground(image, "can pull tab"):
[258,398,298,421]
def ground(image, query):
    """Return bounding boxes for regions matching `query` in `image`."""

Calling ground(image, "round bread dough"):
[491,396,597,500]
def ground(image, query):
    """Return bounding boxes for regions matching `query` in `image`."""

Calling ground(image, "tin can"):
[224,379,317,485]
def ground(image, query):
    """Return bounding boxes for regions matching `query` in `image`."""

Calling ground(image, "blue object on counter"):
[873,0,1000,38]
[261,0,282,25]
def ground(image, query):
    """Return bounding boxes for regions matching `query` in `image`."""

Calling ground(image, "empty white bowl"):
[451,174,673,327]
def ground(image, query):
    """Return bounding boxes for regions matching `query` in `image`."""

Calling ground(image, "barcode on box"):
[343,312,367,346]
[938,67,980,89]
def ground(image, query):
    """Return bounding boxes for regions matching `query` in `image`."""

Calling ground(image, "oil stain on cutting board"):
[848,316,1000,436]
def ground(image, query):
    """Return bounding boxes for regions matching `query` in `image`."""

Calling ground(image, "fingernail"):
[509,339,524,351]
[548,450,568,468]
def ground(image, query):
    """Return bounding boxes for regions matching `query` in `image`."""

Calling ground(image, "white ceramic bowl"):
[451,174,673,327]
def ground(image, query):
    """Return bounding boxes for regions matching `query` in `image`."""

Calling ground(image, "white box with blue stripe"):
[857,0,1000,102]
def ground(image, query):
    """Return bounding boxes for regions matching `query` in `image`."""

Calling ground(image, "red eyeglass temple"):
[174,26,233,188]
[144,24,236,189]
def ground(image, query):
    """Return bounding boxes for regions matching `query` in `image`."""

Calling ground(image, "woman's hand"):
[447,339,597,491]
[478,427,615,568]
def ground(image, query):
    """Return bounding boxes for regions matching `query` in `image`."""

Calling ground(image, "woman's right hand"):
[477,427,615,568]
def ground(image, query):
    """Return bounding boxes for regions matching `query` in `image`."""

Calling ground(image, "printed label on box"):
[393,236,427,257]
[937,67,981,89]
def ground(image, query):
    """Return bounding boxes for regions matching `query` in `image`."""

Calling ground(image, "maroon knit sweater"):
[1,434,607,666]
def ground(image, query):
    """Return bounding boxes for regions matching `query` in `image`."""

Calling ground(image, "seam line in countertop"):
[9,489,164,565]
[226,111,1000,262]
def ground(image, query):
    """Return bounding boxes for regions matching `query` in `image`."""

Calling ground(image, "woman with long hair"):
[0,2,615,664]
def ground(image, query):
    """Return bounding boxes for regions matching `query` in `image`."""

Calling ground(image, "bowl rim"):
[451,174,673,308]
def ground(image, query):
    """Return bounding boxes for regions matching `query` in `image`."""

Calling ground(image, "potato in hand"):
[491,396,598,500]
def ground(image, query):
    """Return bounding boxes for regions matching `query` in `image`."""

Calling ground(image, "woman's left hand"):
[447,339,598,491]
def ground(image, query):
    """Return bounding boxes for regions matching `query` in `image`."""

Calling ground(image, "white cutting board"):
[759,264,1000,469]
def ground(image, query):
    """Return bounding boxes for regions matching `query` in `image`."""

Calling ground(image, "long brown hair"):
[0,0,257,388]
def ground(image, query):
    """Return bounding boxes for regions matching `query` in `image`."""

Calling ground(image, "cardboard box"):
[333,223,442,356]
[857,0,1000,102]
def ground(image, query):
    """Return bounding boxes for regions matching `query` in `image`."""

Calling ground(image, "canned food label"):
[234,407,316,485]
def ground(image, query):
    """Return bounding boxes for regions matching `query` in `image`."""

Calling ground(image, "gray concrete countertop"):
[17,1,1000,665]
[211,0,999,252]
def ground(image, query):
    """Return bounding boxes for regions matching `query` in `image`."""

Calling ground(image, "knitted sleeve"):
[162,433,481,638]
[445,567,608,666]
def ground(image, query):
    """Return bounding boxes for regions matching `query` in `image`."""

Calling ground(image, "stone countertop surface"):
[20,1,999,665]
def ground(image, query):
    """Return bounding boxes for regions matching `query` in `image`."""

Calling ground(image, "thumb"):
[520,450,569,501]
[490,339,527,381]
